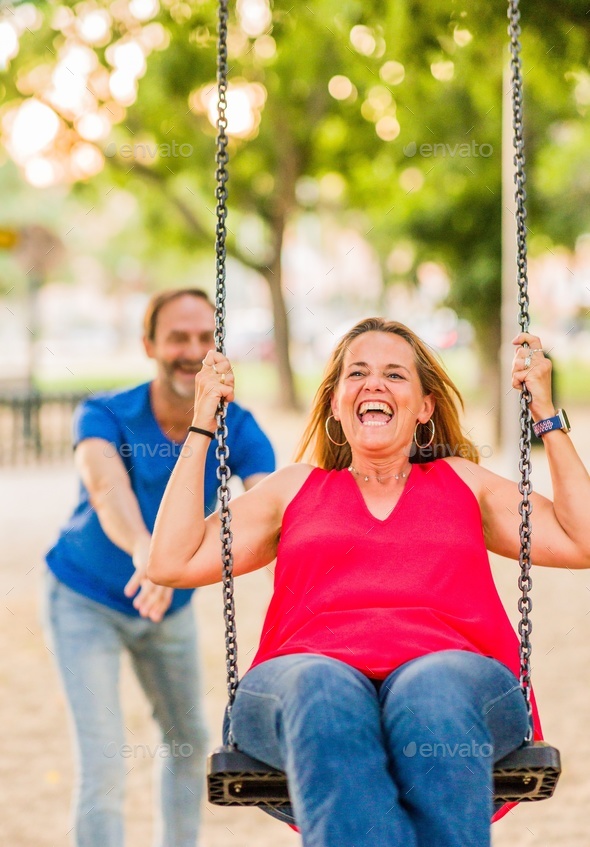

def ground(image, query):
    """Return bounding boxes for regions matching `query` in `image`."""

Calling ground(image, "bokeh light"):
[0,22,19,69]
[453,28,473,47]
[399,167,424,192]
[109,71,138,106]
[24,157,62,188]
[350,25,376,56]
[254,35,276,60]
[76,111,112,142]
[76,9,112,46]
[431,61,455,81]
[195,80,267,138]
[5,99,61,161]
[328,75,355,101]
[238,0,272,38]
[129,0,160,22]
[375,115,401,141]
[70,142,104,179]
[380,61,405,86]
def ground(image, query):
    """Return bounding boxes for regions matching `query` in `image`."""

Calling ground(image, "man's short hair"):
[143,288,214,342]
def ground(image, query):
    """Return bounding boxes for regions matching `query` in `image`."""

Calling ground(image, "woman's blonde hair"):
[295,317,479,469]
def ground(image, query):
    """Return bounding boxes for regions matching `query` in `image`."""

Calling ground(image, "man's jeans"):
[227,650,530,847]
[44,571,208,847]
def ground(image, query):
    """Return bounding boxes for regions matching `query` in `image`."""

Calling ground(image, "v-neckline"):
[345,463,416,523]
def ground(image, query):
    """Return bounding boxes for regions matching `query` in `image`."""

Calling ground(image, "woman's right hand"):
[192,350,235,431]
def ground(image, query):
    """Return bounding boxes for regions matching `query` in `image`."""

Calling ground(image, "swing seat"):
[493,741,561,802]
[207,747,290,806]
[207,741,561,807]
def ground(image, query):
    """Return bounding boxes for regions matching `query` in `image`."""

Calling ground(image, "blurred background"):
[1,0,590,435]
[1,1,590,845]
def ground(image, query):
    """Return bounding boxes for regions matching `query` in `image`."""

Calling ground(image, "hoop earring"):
[325,415,347,447]
[413,418,435,449]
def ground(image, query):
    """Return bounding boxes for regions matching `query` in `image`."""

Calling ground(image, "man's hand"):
[124,535,174,623]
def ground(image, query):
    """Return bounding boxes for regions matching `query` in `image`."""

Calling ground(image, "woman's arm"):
[147,350,312,588]
[448,332,590,569]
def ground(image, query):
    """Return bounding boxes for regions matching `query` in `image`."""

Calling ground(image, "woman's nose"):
[363,370,385,389]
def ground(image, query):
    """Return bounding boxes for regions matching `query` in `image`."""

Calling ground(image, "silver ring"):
[212,364,218,374]
[524,355,532,369]
[220,372,226,384]
[531,348,543,354]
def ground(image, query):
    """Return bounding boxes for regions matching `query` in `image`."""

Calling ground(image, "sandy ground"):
[2,401,590,847]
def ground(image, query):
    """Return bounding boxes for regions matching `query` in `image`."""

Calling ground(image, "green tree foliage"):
[1,0,589,408]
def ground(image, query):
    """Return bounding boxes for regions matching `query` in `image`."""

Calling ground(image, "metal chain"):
[213,0,239,730]
[508,0,534,737]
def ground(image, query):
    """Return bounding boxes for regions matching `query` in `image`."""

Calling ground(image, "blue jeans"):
[226,650,530,847]
[44,571,208,847]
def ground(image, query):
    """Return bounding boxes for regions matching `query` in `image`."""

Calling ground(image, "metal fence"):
[0,391,89,465]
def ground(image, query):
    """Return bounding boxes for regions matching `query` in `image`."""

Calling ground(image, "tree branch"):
[107,156,266,274]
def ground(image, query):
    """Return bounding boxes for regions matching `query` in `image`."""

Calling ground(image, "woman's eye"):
[387,372,404,379]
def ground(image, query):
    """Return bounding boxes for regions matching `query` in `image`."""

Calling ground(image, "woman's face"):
[331,331,434,456]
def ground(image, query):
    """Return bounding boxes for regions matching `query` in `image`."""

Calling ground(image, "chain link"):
[213,0,239,737]
[508,0,534,737]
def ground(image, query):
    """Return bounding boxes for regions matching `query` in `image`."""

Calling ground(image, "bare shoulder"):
[441,456,486,500]
[262,463,317,515]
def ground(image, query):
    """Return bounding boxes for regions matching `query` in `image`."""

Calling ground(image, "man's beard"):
[162,359,202,400]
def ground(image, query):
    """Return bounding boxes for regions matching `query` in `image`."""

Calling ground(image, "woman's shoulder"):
[248,462,315,505]
[269,463,319,503]
[439,456,485,500]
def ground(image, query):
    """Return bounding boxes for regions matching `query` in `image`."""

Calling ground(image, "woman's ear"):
[329,390,338,421]
[418,393,435,423]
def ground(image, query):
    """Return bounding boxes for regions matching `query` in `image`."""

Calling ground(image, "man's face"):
[144,295,216,399]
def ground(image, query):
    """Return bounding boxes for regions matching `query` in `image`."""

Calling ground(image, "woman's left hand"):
[511,332,555,420]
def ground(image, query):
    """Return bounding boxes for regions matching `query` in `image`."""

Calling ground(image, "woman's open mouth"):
[357,401,394,427]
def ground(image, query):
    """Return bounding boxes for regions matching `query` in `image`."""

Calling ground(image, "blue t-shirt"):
[46,382,275,615]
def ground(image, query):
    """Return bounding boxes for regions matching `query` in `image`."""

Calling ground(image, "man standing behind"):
[44,289,275,847]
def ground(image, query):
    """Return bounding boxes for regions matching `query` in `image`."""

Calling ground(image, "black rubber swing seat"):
[207,741,561,807]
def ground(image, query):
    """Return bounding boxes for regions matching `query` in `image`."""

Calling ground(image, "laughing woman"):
[148,317,590,847]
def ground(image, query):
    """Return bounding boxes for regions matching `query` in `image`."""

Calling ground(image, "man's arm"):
[75,438,173,622]
[228,407,276,494]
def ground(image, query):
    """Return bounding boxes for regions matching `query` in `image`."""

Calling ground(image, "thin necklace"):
[348,464,409,483]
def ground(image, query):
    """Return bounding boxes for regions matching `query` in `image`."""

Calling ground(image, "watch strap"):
[532,409,570,438]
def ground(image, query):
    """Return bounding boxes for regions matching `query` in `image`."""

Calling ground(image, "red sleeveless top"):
[251,461,541,730]
[250,460,542,823]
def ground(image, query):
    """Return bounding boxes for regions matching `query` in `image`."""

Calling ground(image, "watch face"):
[558,409,571,432]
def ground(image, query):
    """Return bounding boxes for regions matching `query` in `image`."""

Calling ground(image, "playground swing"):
[205,0,561,812]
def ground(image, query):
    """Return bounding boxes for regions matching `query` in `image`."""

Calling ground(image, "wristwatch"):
[532,409,571,438]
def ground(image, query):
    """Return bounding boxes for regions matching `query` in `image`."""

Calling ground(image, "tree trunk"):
[261,214,300,410]
[260,108,303,411]
[474,309,502,446]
